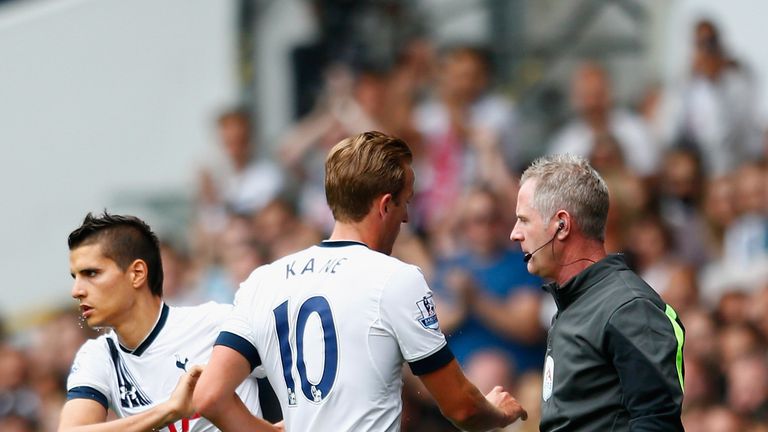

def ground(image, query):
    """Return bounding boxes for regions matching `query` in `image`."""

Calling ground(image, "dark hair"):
[68,212,164,297]
[695,19,722,55]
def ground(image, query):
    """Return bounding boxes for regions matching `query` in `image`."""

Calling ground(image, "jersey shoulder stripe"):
[408,344,454,375]
[215,331,262,371]
[67,386,109,409]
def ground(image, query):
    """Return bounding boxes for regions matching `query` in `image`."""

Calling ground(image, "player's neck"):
[328,220,378,251]
[114,295,164,350]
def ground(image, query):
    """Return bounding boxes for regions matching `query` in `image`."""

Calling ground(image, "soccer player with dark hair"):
[60,212,277,432]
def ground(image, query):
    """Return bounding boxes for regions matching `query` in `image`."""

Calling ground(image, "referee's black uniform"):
[540,254,685,432]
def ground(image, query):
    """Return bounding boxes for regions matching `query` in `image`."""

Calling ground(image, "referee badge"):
[543,355,554,401]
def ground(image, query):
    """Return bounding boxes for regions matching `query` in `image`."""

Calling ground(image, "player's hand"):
[169,364,204,419]
[273,420,285,432]
[485,385,528,425]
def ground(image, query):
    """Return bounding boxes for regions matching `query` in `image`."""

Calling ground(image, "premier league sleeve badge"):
[416,294,440,330]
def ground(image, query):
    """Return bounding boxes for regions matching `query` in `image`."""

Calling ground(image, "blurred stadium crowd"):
[2,6,768,432]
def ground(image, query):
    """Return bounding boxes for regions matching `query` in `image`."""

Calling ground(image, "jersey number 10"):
[273,296,338,405]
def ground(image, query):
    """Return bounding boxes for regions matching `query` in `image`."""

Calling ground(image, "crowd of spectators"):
[1,15,768,432]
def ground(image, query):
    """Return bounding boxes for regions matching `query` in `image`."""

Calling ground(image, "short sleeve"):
[216,271,263,371]
[66,339,112,409]
[379,264,453,375]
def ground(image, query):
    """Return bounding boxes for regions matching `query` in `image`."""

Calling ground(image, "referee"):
[510,154,684,431]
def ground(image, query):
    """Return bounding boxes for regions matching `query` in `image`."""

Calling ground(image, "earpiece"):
[523,220,566,264]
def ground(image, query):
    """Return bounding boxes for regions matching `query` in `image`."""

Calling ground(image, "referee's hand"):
[485,385,528,425]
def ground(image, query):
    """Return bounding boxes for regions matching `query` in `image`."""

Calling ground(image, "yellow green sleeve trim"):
[665,304,685,392]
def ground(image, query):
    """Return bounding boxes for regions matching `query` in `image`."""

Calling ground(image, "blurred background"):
[1,0,768,431]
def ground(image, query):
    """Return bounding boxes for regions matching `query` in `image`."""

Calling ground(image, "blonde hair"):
[325,131,413,222]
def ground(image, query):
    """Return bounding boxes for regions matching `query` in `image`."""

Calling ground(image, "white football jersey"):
[67,302,262,432]
[218,241,452,432]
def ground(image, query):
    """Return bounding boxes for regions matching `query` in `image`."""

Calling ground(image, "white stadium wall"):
[0,0,238,320]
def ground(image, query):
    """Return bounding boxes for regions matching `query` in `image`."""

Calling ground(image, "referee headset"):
[522,219,566,263]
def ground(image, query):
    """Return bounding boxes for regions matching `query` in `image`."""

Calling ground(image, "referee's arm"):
[606,298,685,432]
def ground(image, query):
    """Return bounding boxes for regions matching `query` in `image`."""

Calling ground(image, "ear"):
[555,211,571,239]
[128,259,149,290]
[377,193,394,218]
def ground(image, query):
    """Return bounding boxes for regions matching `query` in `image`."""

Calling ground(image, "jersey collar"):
[545,254,627,311]
[119,303,169,356]
[318,240,369,248]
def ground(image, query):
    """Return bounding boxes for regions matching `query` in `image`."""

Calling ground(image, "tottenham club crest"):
[416,294,439,330]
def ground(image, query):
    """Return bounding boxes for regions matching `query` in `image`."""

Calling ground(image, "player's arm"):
[193,344,280,432]
[58,365,202,432]
[417,357,527,431]
[606,298,685,431]
[384,266,527,431]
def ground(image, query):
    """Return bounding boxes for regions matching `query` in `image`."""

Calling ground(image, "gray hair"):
[520,154,609,241]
